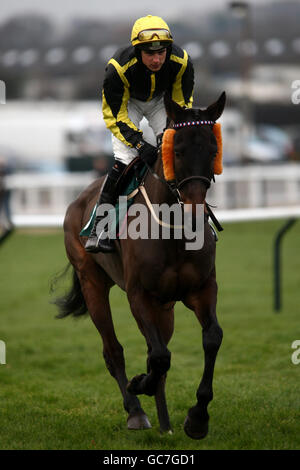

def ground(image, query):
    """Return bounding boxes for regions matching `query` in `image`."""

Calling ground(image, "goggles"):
[133,28,173,43]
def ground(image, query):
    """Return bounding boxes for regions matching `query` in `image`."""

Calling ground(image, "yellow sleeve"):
[170,50,194,108]
[102,58,143,147]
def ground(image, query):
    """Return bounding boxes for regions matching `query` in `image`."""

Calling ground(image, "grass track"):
[0,220,299,450]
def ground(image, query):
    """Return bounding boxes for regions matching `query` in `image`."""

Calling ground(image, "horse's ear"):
[206,91,226,121]
[164,92,185,121]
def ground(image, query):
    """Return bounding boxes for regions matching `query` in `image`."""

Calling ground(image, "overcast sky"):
[0,0,273,24]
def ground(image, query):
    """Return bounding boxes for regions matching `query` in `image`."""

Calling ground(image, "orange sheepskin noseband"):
[212,122,223,175]
[161,123,223,181]
[161,129,176,181]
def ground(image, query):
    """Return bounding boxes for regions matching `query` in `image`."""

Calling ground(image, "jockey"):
[85,14,194,253]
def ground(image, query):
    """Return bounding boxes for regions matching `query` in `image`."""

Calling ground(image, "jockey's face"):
[141,49,167,72]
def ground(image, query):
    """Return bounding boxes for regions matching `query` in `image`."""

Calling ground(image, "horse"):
[53,91,226,439]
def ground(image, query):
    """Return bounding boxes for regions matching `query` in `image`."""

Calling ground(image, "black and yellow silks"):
[102,44,194,149]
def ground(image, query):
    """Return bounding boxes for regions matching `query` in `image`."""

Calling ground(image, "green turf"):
[0,221,299,450]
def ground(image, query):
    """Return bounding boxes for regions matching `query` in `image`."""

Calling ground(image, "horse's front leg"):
[183,273,223,439]
[146,341,173,433]
[126,289,174,432]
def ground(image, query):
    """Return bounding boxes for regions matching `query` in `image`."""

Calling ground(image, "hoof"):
[127,412,152,430]
[184,416,208,440]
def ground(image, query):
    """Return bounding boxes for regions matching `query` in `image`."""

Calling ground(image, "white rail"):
[209,163,300,209]
[5,163,300,218]
[216,206,300,223]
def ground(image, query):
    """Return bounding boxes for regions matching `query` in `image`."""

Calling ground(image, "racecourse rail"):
[6,163,300,215]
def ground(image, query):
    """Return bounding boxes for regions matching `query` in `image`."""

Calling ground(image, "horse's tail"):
[50,264,88,318]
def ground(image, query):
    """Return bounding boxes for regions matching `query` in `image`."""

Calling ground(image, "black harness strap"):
[206,204,224,232]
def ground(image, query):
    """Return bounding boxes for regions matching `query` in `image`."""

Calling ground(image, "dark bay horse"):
[53,92,226,439]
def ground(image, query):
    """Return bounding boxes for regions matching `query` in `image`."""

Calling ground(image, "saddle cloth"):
[80,162,147,238]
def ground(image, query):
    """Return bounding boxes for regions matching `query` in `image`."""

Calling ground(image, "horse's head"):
[163,91,226,205]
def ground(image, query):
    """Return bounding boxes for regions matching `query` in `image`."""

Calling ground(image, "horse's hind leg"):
[183,272,223,439]
[154,371,172,433]
[77,263,151,430]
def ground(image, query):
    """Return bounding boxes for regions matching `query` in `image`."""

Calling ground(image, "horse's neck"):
[144,156,174,205]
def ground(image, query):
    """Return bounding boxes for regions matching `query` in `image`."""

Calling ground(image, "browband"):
[173,120,215,128]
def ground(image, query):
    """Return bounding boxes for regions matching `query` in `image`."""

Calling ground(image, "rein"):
[142,160,183,204]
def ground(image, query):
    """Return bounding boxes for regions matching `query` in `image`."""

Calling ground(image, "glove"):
[135,140,157,165]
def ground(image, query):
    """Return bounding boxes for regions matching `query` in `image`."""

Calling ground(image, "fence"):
[6,163,300,217]
[6,171,93,216]
[208,163,300,209]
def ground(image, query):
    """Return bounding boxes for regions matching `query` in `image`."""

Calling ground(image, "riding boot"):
[85,161,126,253]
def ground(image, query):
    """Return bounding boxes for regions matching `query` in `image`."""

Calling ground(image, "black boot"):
[85,161,126,253]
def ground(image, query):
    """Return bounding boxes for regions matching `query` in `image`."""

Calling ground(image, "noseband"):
[176,175,211,190]
[165,175,210,207]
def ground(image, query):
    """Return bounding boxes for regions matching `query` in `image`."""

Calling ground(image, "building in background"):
[0,1,300,171]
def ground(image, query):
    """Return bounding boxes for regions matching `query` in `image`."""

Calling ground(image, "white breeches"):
[111,95,167,165]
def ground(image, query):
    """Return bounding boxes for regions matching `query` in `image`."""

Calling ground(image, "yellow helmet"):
[131,15,173,50]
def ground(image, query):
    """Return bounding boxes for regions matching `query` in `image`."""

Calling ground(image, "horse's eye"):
[174,151,181,158]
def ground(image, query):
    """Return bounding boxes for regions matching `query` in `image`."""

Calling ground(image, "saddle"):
[80,158,147,238]
[114,157,146,196]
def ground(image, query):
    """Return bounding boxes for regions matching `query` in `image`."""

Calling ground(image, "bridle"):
[177,175,211,191]
[145,120,215,204]
[139,119,223,232]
